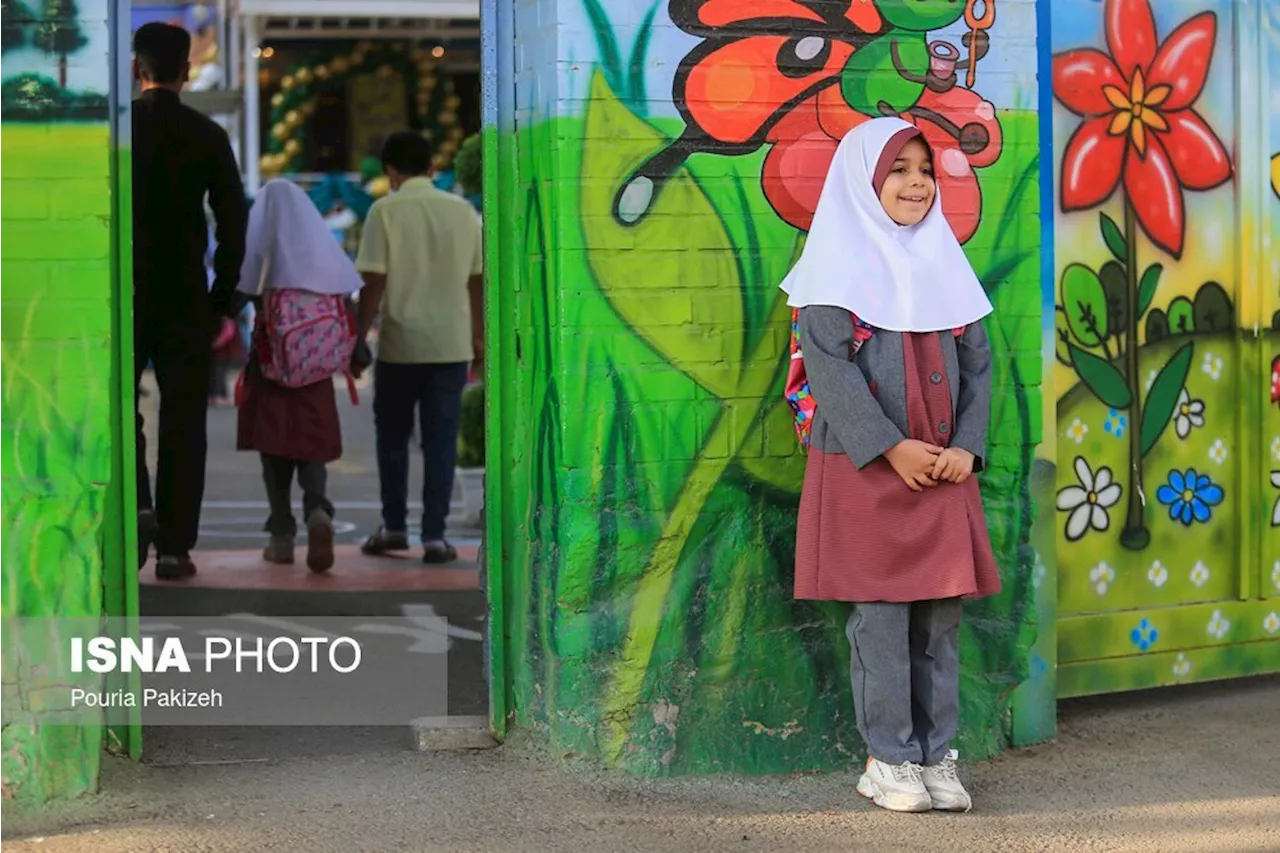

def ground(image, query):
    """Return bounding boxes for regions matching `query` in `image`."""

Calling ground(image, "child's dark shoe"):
[306,510,335,573]
[263,535,295,564]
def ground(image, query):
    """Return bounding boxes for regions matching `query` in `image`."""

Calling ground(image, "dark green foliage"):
[1099,260,1128,336]
[1145,308,1170,343]
[453,133,482,195]
[33,0,84,54]
[1192,281,1233,332]
[0,72,105,120]
[2,0,35,53]
[457,382,485,468]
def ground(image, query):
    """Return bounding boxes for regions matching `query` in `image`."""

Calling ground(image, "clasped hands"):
[883,440,973,492]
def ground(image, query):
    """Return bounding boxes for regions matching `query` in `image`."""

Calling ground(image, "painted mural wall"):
[1048,0,1280,697]
[493,0,1044,773]
[1,0,117,802]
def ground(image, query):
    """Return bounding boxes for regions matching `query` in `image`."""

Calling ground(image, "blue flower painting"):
[1156,468,1225,526]
[1130,618,1158,651]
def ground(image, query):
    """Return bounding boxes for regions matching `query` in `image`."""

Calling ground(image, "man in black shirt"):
[132,22,247,578]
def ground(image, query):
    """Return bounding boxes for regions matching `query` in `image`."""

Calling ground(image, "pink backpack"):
[243,289,359,403]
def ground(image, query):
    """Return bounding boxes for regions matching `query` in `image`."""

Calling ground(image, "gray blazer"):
[798,305,992,471]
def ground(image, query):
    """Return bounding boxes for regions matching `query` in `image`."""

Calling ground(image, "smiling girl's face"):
[878,137,936,226]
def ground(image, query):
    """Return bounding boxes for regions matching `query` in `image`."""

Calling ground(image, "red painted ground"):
[140,545,480,591]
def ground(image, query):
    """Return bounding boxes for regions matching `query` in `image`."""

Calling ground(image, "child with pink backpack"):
[235,179,363,572]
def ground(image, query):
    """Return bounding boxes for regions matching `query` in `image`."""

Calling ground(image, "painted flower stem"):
[1120,200,1150,550]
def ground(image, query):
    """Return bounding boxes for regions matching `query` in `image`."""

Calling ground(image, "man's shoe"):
[263,535,295,564]
[422,540,457,564]
[921,751,973,812]
[306,510,335,573]
[360,526,410,555]
[856,757,932,813]
[155,554,197,580]
[138,510,158,569]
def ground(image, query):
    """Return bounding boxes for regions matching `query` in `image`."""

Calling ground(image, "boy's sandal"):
[422,542,458,564]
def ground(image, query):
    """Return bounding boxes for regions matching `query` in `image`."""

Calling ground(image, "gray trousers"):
[846,598,962,766]
[260,454,334,537]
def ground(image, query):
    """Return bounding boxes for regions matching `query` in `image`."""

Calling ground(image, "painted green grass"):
[1055,333,1252,619]
[1,123,114,802]
[501,75,1043,773]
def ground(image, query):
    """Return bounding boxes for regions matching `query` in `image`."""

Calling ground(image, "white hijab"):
[780,117,991,332]
[238,178,364,297]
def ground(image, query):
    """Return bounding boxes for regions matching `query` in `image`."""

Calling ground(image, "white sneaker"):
[856,757,932,812]
[921,750,972,812]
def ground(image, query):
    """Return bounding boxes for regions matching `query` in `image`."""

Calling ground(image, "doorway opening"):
[123,0,493,765]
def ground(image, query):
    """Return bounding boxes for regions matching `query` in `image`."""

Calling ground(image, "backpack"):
[242,289,359,404]
[784,308,964,448]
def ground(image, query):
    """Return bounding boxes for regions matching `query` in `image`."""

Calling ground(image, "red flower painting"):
[1052,0,1231,258]
[616,0,1004,244]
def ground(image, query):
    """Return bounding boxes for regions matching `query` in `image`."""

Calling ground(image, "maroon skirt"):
[794,332,1001,603]
[236,362,342,463]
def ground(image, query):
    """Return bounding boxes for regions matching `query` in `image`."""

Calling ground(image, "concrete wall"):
[1,0,118,802]
[491,0,1045,773]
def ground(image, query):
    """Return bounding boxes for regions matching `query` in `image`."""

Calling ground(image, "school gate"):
[3,0,1278,801]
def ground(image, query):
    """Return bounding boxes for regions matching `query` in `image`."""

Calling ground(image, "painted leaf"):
[1068,344,1132,409]
[1054,307,1075,366]
[1137,263,1163,318]
[1061,263,1108,346]
[1100,212,1127,262]
[1140,342,1194,457]
[580,71,745,399]
[740,398,805,495]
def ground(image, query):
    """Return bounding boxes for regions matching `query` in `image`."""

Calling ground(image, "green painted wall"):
[490,0,1044,773]
[1,0,117,803]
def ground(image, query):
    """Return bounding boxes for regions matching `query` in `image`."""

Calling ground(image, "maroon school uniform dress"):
[235,343,342,463]
[794,332,1001,602]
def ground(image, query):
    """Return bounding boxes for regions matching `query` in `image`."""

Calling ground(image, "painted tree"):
[33,0,85,89]
[2,0,35,54]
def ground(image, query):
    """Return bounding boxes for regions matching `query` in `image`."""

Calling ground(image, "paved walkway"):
[134,368,489,737]
[4,677,1278,852]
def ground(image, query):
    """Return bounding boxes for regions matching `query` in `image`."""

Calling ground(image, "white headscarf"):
[780,117,992,332]
[238,179,364,297]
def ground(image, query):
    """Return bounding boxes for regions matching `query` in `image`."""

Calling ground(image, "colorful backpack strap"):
[785,308,869,448]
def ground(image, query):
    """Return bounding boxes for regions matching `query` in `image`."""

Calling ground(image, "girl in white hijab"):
[784,118,998,814]
[235,179,363,572]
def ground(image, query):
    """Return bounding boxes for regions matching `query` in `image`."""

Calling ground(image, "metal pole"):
[243,14,261,194]
[225,0,238,88]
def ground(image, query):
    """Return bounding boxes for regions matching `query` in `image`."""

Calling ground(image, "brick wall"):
[1,0,116,803]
